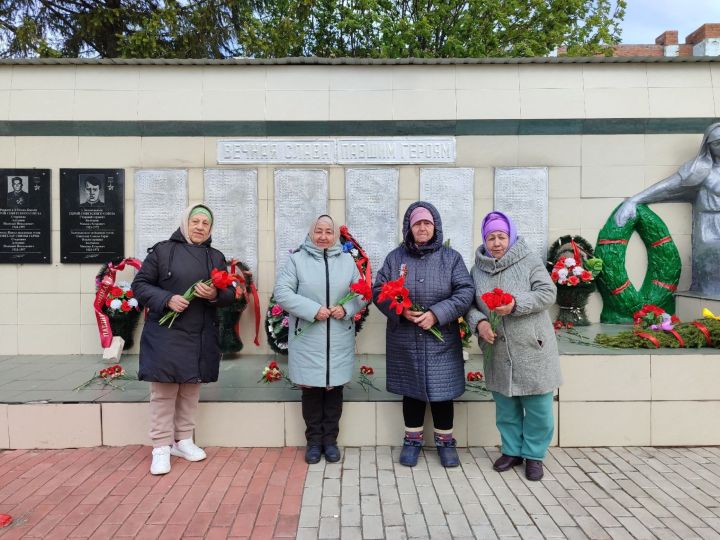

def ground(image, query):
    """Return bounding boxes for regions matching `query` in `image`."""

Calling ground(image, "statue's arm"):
[614,171,692,226]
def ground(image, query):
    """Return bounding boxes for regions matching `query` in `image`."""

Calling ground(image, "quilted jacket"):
[372,201,474,402]
[465,238,563,397]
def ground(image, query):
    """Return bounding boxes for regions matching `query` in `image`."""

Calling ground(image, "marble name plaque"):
[420,168,474,268]
[494,167,549,262]
[134,170,187,260]
[218,138,455,164]
[274,169,328,275]
[60,169,124,263]
[346,169,399,276]
[204,169,258,276]
[0,169,51,263]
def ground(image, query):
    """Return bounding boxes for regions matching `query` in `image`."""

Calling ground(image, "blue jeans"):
[492,391,554,461]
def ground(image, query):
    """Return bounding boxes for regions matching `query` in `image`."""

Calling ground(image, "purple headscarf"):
[481,211,518,252]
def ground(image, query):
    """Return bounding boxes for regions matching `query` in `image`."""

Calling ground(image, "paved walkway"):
[3,445,720,539]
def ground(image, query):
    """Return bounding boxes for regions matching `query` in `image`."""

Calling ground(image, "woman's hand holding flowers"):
[168,295,190,312]
[315,306,331,320]
[329,305,346,319]
[477,320,495,344]
[414,310,438,331]
[193,281,218,301]
[493,298,515,316]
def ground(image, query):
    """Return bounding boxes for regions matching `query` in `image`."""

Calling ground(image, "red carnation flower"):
[268,361,278,370]
[125,290,134,299]
[568,276,580,286]
[120,300,131,312]
[580,270,593,282]
[111,287,123,298]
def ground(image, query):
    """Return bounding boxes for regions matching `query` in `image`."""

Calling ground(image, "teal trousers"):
[492,391,554,461]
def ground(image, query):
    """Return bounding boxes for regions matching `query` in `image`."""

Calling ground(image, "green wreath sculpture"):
[595,204,681,324]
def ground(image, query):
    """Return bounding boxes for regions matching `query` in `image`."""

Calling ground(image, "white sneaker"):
[170,438,207,462]
[150,446,171,475]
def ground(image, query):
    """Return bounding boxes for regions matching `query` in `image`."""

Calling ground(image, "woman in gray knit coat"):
[466,211,562,481]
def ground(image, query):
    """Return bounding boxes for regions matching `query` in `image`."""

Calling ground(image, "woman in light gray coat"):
[466,211,562,481]
[274,215,365,464]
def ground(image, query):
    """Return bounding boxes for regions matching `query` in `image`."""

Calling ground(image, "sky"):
[619,0,720,44]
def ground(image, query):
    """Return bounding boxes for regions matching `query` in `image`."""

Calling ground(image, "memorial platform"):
[1,324,719,450]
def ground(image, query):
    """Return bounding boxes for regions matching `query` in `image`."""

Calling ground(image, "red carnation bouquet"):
[159,268,243,328]
[357,364,381,392]
[479,288,514,361]
[258,359,295,387]
[378,264,444,341]
[74,364,137,391]
[296,277,372,337]
[465,371,488,394]
[634,304,679,331]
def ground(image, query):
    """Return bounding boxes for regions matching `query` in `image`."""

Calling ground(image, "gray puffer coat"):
[465,238,562,397]
[372,202,474,402]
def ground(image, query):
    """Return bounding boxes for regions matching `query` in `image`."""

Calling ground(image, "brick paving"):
[3,446,720,538]
[300,446,720,539]
[0,446,306,539]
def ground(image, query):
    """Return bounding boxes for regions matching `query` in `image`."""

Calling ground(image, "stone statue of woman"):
[615,123,720,296]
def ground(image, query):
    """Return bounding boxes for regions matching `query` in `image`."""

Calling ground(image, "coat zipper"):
[324,249,330,387]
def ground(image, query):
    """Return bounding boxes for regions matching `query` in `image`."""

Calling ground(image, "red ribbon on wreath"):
[634,331,660,348]
[691,321,712,346]
[229,259,261,347]
[94,258,142,348]
[339,225,373,286]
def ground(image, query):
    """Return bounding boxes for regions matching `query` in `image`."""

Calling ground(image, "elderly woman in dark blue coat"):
[373,201,474,467]
[132,204,235,476]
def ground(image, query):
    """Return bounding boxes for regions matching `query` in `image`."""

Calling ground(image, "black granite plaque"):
[60,169,124,263]
[0,169,51,263]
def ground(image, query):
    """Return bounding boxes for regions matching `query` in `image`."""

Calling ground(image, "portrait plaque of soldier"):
[0,169,51,263]
[60,169,124,263]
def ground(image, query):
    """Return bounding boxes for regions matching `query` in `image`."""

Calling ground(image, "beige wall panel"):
[644,134,703,166]
[72,90,139,121]
[0,67,11,89]
[267,66,330,91]
[18,263,80,293]
[75,66,140,91]
[266,91,329,120]
[357,322,387,355]
[0,90,9,120]
[195,403,285,446]
[650,202,693,235]
[456,136,518,167]
[398,167,419,200]
[0,294,16,324]
[714,87,720,116]
[712,64,720,86]
[19,324,80,354]
[644,165,687,189]
[393,90,456,120]
[375,402,404,446]
[139,91,202,120]
[284,402,305,446]
[578,198,625,231]
[585,292,602,323]
[519,65,583,89]
[676,294,720,321]
[0,136,14,166]
[201,90,266,121]
[646,64,713,88]
[339,403,377,446]
[202,65,267,90]
[649,88,716,117]
[472,168,493,199]
[102,403,150,446]
[328,199,345,223]
[0,325,17,355]
[138,66,203,91]
[581,166,646,198]
[456,65,519,90]
[19,293,80,325]
[328,167,344,199]
[456,89,520,120]
[257,167,271,200]
[140,138,204,167]
[15,137,79,168]
[11,66,76,89]
[548,199,583,231]
[549,167,581,199]
[584,88,650,118]
[652,355,720,401]
[78,137,141,167]
[0,265,18,293]
[674,233,693,291]
[8,403,101,449]
[466,402,501,447]
[329,91,393,121]
[10,90,75,120]
[80,324,104,355]
[652,402,720,446]
[0,405,8,449]
[582,65,648,88]
[329,66,393,91]
[559,355,650,402]
[582,135,645,166]
[187,167,204,201]
[559,402,650,447]
[520,89,585,119]
[517,135,581,167]
[391,65,456,90]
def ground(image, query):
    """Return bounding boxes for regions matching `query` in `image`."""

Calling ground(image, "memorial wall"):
[0,59,716,355]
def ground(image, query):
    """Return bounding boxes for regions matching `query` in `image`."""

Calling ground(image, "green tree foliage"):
[0,0,626,59]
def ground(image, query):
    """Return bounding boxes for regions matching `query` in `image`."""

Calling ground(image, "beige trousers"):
[149,382,201,447]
